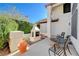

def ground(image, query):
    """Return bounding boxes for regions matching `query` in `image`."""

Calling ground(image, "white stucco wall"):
[51,4,71,37]
[40,4,71,37]
[40,23,47,34]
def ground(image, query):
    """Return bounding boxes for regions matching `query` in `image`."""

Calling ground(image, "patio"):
[12,38,78,56]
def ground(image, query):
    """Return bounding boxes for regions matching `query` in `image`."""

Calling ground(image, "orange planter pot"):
[18,39,29,54]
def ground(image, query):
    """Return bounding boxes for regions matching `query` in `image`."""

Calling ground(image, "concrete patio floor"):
[14,38,78,56]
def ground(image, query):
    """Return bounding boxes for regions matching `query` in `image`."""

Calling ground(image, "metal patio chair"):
[56,32,65,44]
[48,35,72,56]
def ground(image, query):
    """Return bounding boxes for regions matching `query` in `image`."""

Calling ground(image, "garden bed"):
[0,42,10,56]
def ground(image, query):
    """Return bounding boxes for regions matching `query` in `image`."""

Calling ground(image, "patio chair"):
[56,32,65,44]
[48,35,72,56]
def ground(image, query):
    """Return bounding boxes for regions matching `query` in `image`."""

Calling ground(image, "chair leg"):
[54,50,56,56]
[48,49,51,56]
[54,44,56,56]
[63,48,67,56]
[67,45,72,55]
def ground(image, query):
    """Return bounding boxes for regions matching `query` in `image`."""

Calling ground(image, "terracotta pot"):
[18,39,29,54]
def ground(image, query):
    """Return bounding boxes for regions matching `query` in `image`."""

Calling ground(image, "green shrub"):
[17,21,32,34]
[0,16,18,49]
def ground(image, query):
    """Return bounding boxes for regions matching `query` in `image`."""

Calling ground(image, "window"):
[36,32,39,36]
[63,3,71,13]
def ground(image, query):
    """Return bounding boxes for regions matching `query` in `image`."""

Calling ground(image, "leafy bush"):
[0,16,18,49]
[17,21,32,34]
[0,14,32,49]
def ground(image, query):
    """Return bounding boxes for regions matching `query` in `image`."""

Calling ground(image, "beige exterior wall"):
[51,4,63,19]
[40,23,47,34]
[51,4,71,37]
[40,4,71,38]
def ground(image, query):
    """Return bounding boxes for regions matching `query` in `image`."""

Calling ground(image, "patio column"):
[34,31,36,38]
[47,5,52,39]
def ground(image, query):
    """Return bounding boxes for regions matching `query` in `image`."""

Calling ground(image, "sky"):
[0,3,47,23]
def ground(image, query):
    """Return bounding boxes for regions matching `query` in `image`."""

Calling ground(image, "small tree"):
[17,21,32,34]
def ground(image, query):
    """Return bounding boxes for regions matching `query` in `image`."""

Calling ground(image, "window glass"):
[63,3,71,13]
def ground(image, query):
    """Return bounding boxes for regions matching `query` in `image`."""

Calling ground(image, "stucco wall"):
[40,23,47,34]
[40,4,71,37]
[51,4,71,37]
[51,4,63,19]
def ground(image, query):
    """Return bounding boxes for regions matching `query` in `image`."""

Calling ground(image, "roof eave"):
[45,3,64,8]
